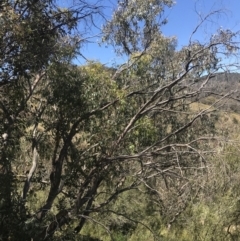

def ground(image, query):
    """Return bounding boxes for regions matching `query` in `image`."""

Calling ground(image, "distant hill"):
[197,72,240,113]
[206,72,240,92]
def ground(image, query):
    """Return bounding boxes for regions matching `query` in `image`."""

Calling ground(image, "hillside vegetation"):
[1,0,240,241]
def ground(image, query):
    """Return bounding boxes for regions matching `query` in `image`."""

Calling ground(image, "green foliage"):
[1,0,240,240]
[103,0,174,55]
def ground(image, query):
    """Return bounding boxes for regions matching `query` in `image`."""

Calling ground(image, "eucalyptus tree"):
[39,13,240,241]
[0,0,102,240]
[0,0,240,240]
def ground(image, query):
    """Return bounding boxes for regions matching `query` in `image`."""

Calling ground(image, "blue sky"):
[76,0,240,66]
[162,0,240,47]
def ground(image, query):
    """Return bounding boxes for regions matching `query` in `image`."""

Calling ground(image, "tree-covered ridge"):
[0,0,240,240]
[194,72,240,113]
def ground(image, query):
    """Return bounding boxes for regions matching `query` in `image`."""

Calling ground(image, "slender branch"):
[22,144,39,200]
